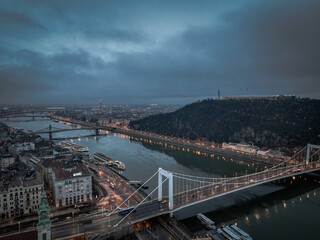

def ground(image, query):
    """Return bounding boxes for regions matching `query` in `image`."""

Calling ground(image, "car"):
[249,179,254,183]
[161,200,167,204]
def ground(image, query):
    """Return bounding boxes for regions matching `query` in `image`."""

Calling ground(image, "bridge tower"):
[158,168,173,210]
[48,124,52,140]
[33,115,35,121]
[95,128,99,135]
[306,144,320,164]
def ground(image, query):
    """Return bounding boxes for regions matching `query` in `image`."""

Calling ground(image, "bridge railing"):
[170,159,320,209]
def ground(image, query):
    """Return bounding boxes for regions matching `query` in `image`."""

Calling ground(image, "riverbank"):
[50,114,279,167]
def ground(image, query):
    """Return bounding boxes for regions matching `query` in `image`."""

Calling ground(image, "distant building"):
[9,142,35,155]
[0,163,43,219]
[19,153,41,168]
[257,149,288,159]
[222,142,259,154]
[51,161,92,207]
[0,154,15,168]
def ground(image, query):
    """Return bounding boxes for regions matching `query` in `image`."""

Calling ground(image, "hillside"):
[129,96,320,148]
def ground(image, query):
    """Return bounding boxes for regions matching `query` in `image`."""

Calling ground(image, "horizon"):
[0,93,319,107]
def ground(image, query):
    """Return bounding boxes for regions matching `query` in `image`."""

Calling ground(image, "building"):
[222,142,259,154]
[0,162,43,219]
[9,142,35,155]
[257,149,288,159]
[0,154,15,168]
[51,161,92,207]
[19,152,41,168]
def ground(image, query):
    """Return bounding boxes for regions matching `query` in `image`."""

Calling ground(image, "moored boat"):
[94,152,125,170]
[229,225,252,240]
[113,160,125,170]
[197,213,216,230]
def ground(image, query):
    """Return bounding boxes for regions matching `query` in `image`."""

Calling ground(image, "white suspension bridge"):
[109,144,320,226]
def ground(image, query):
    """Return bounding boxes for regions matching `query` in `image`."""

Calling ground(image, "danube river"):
[3,117,320,239]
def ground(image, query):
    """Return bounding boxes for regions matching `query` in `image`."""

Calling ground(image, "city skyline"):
[1,0,319,105]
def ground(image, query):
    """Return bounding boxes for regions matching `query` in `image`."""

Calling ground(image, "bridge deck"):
[128,160,320,223]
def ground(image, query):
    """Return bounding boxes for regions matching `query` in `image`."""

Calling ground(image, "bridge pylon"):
[306,144,320,164]
[158,168,173,210]
[49,124,52,140]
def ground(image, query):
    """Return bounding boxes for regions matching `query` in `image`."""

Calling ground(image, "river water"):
[3,117,320,239]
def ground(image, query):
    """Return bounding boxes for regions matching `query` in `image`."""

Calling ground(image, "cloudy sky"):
[0,0,319,105]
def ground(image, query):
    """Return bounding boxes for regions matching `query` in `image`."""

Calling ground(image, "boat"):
[94,152,125,170]
[207,230,225,240]
[229,225,252,240]
[113,160,125,170]
[94,152,112,162]
[217,228,233,240]
[61,141,89,154]
[222,227,241,240]
[197,213,216,230]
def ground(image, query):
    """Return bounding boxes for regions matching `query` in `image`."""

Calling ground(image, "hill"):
[129,96,320,148]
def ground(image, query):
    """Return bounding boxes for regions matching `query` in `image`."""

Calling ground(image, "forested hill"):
[129,97,320,148]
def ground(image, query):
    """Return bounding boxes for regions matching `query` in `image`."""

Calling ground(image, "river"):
[3,117,320,239]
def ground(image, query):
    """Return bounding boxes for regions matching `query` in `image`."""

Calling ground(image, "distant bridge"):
[34,124,116,139]
[0,115,48,121]
[110,144,320,225]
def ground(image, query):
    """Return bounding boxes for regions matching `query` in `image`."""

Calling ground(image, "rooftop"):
[52,161,90,180]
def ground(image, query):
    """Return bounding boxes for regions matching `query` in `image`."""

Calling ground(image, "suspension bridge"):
[34,124,115,139]
[110,144,320,226]
[0,115,48,122]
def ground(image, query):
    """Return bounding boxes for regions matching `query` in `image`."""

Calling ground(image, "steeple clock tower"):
[37,191,51,240]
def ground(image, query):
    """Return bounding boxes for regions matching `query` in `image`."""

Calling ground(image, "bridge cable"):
[114,176,169,227]
[108,169,159,217]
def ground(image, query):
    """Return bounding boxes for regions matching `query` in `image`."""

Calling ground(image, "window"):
[42,233,47,240]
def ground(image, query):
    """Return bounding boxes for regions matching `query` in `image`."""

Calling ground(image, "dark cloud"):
[0,0,319,104]
[0,9,43,28]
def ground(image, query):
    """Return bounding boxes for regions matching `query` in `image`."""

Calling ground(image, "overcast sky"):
[0,0,319,105]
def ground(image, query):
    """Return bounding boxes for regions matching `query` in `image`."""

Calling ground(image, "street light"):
[72,212,75,222]
[18,221,20,233]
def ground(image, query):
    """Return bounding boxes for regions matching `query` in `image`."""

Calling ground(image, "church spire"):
[37,191,51,240]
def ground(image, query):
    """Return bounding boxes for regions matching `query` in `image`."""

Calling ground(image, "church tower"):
[37,191,51,240]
